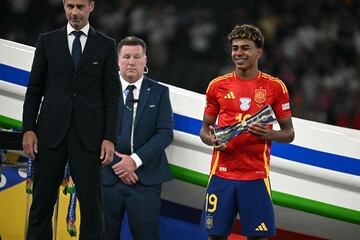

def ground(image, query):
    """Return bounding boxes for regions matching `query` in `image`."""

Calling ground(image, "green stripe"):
[170,164,209,187]
[1,115,359,225]
[170,164,360,225]
[271,190,360,224]
[0,115,22,129]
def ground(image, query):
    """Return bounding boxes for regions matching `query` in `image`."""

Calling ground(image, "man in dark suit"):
[102,36,174,240]
[22,0,120,239]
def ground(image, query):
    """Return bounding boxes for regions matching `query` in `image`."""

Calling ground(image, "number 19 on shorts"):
[205,193,218,213]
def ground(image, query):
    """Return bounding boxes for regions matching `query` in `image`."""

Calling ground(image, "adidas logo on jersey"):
[255,222,268,231]
[224,91,235,99]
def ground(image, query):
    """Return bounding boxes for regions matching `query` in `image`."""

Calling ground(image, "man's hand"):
[112,151,138,185]
[200,115,226,150]
[247,123,270,139]
[112,152,137,174]
[22,131,38,159]
[100,140,115,165]
[209,125,227,151]
[119,172,139,185]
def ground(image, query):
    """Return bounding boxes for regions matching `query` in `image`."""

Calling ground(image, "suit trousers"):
[26,115,104,240]
[103,181,161,240]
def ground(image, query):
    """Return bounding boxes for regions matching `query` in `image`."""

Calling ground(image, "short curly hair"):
[227,24,264,49]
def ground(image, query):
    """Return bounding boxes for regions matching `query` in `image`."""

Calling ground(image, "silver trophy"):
[213,104,277,144]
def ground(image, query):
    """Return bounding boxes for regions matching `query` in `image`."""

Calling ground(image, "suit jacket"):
[22,26,120,151]
[103,76,174,186]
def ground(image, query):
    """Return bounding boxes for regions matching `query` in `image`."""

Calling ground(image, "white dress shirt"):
[67,22,90,54]
[120,75,144,169]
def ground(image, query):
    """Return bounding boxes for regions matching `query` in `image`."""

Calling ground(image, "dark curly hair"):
[227,24,264,49]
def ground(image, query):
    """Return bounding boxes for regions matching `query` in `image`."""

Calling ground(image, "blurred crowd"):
[1,0,360,129]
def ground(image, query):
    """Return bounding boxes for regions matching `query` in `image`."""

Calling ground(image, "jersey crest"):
[255,88,266,104]
[206,215,213,229]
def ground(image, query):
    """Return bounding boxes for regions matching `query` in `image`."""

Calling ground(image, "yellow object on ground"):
[0,181,80,240]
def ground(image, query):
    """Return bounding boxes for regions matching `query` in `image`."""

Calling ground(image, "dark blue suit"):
[102,76,174,240]
[23,26,120,240]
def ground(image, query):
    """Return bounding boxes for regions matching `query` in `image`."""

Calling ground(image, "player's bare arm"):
[248,117,294,143]
[200,114,227,150]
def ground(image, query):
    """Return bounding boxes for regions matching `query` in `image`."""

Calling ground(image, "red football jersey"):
[204,71,292,180]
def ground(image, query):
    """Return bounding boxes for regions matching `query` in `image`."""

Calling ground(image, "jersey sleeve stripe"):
[261,72,288,94]
[270,79,287,94]
[206,72,233,93]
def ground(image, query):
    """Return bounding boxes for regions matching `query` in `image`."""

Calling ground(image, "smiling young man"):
[22,0,120,239]
[200,24,295,240]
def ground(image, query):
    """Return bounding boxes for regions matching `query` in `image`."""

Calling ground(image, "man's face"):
[64,0,94,30]
[231,38,263,71]
[118,45,147,83]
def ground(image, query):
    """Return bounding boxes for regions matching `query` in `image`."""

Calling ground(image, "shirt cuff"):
[131,153,143,169]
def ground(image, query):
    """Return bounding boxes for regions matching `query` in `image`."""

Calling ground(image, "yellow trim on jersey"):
[263,139,271,198]
[263,178,271,197]
[270,78,287,94]
[206,72,233,93]
[263,139,270,177]
[262,140,272,195]
[208,150,220,185]
[260,72,288,94]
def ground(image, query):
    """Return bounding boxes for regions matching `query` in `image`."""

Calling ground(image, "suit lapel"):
[77,27,98,70]
[135,77,152,128]
[59,27,74,69]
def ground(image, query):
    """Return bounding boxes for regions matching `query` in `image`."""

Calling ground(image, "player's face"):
[231,38,263,71]
[119,45,147,83]
[64,0,94,30]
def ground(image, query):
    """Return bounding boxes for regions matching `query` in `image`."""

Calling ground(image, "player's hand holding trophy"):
[213,104,277,145]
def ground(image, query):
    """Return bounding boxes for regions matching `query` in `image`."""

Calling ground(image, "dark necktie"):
[72,31,82,68]
[119,85,136,154]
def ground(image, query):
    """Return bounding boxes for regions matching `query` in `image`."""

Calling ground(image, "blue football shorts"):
[202,175,276,237]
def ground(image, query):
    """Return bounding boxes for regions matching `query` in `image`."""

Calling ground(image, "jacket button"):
[72,93,76,97]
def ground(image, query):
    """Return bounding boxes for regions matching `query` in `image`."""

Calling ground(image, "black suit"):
[102,77,173,240]
[22,26,120,240]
